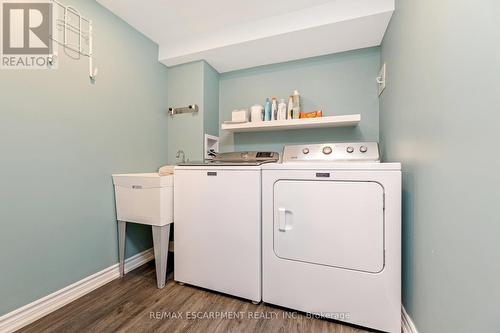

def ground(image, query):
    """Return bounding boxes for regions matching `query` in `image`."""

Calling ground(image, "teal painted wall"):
[167,62,204,163]
[380,1,500,332]
[0,0,168,315]
[167,61,219,163]
[203,62,220,138]
[219,48,380,153]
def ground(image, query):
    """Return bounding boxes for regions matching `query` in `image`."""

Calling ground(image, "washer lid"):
[179,151,279,166]
[178,160,266,166]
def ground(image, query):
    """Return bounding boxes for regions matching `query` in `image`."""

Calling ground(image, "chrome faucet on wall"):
[176,150,186,163]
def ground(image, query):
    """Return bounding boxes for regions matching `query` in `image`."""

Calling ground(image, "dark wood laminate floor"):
[19,262,375,333]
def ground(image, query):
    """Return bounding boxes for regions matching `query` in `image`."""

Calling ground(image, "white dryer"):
[262,142,401,333]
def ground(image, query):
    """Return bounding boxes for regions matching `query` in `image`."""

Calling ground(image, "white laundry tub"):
[112,172,174,289]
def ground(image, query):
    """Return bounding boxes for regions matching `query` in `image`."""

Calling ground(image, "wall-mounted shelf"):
[221,114,360,133]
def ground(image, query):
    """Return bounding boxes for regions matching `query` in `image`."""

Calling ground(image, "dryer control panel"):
[282,142,380,162]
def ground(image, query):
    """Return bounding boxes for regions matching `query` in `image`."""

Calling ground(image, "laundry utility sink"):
[112,173,174,289]
[113,173,173,226]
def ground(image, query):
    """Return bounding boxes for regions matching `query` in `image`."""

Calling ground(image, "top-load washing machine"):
[174,151,279,303]
[262,142,401,333]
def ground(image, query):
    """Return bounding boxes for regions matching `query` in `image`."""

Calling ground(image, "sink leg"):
[152,224,170,289]
[118,221,126,278]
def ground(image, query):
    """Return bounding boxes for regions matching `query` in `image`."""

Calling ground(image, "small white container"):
[250,105,264,122]
[232,109,249,122]
[112,173,173,226]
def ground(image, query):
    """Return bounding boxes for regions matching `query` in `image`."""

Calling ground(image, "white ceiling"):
[97,0,333,45]
[97,0,394,73]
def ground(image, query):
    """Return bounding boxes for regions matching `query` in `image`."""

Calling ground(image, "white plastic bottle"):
[278,98,287,120]
[271,97,278,121]
[292,90,301,119]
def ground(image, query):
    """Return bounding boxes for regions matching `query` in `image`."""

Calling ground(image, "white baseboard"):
[0,248,154,333]
[401,306,418,333]
[1,251,417,333]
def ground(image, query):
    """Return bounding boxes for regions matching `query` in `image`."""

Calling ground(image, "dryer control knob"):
[322,146,333,155]
[346,146,354,153]
[302,148,310,154]
[360,146,368,153]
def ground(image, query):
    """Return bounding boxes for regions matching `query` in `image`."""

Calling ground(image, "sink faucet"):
[176,150,186,163]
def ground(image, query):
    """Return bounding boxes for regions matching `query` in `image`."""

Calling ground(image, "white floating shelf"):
[221,114,361,133]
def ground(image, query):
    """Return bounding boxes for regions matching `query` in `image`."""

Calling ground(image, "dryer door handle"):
[278,208,290,231]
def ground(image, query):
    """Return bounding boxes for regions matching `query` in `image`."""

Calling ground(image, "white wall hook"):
[48,54,57,66]
[377,63,386,96]
[90,67,98,80]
